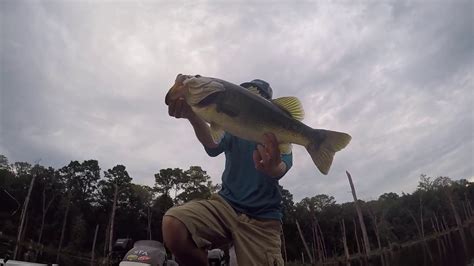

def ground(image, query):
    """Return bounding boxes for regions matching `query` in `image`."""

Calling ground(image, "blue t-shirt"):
[205,133,293,221]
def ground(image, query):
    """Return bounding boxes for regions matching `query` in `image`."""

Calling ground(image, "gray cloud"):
[1,0,472,203]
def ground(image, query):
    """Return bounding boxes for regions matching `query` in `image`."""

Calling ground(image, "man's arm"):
[188,114,218,149]
[168,98,218,149]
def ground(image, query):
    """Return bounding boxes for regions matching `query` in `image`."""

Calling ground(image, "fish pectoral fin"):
[272,97,305,121]
[209,122,225,144]
[279,143,292,155]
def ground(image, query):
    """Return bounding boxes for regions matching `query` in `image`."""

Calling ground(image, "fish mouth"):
[165,74,192,105]
[165,74,225,106]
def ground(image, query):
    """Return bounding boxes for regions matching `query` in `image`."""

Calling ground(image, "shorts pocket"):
[265,251,284,266]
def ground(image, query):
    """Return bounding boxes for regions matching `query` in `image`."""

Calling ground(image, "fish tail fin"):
[306,129,352,175]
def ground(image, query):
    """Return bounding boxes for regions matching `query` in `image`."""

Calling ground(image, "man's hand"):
[168,98,196,120]
[253,133,286,178]
[168,97,218,149]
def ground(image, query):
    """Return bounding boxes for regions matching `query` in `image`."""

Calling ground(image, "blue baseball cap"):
[240,79,273,99]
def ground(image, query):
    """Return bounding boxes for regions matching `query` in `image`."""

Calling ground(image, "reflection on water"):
[349,225,474,266]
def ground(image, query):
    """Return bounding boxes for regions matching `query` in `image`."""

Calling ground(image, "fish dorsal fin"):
[210,122,225,144]
[246,86,262,97]
[272,97,305,121]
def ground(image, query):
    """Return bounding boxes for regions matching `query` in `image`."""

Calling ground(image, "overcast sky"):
[1,0,473,203]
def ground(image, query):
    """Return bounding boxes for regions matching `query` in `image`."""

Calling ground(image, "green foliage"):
[11,162,32,176]
[1,153,473,264]
[58,160,101,205]
[0,155,9,170]
[98,165,133,209]
[175,166,213,204]
[296,194,336,214]
[153,193,174,218]
[379,192,399,201]
[154,166,215,205]
[70,214,87,248]
[280,185,295,224]
[154,168,183,196]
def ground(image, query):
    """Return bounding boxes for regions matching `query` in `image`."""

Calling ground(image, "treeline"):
[282,173,473,264]
[0,154,473,265]
[0,155,218,264]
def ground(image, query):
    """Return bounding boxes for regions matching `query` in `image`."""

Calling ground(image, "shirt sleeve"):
[204,133,231,157]
[277,152,293,180]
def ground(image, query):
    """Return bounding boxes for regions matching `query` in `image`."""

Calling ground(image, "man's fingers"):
[257,144,270,165]
[182,101,192,117]
[269,142,280,159]
[263,133,280,160]
[174,99,184,118]
[253,150,264,170]
[263,133,278,148]
[168,100,176,117]
[168,98,195,120]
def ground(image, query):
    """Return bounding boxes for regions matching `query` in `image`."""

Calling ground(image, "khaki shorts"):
[164,194,283,266]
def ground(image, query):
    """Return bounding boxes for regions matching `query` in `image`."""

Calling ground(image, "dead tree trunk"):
[104,217,111,257]
[108,184,119,256]
[407,210,433,262]
[13,173,37,260]
[56,198,71,263]
[296,219,313,264]
[431,217,446,255]
[35,188,57,261]
[465,193,473,219]
[311,222,318,262]
[369,210,385,266]
[462,202,469,222]
[441,215,454,249]
[353,218,361,255]
[147,206,152,240]
[312,217,325,264]
[20,212,29,251]
[316,220,327,260]
[466,200,474,220]
[340,219,350,265]
[435,215,448,249]
[419,197,425,243]
[3,189,21,216]
[370,211,382,251]
[433,215,447,253]
[91,224,99,266]
[313,221,322,263]
[346,171,370,255]
[446,191,468,254]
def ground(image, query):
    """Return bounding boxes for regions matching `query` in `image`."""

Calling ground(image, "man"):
[162,79,292,265]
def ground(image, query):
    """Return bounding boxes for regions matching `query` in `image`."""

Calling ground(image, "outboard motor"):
[119,240,167,266]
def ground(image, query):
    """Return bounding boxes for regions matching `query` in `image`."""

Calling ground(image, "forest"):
[0,154,473,265]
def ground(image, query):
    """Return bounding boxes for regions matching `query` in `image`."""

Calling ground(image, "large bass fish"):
[165,74,351,175]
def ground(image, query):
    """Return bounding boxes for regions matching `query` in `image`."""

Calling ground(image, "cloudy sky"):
[1,0,473,203]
